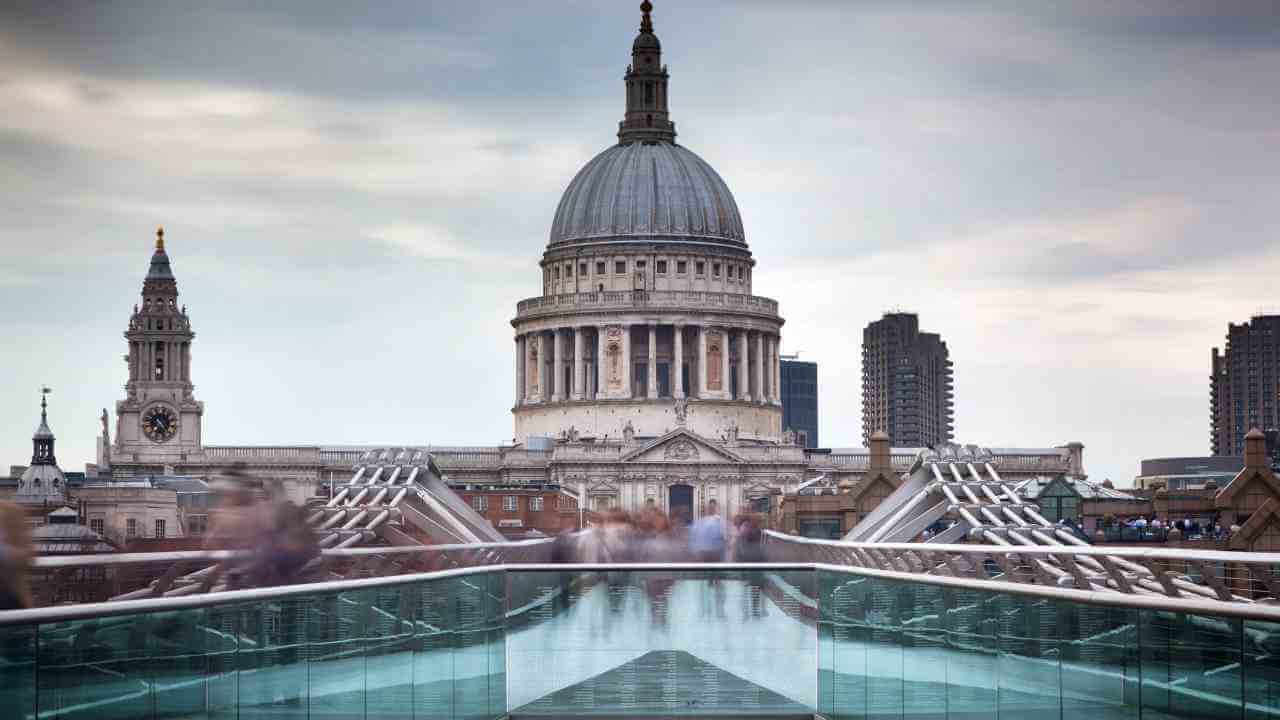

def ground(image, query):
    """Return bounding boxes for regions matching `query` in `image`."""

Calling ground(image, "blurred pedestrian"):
[731,514,765,563]
[247,501,319,587]
[0,501,34,610]
[690,499,726,562]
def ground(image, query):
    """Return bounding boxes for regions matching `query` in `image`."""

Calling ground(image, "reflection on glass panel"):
[865,579,904,720]
[238,598,309,720]
[1141,609,1243,720]
[901,581,946,720]
[828,573,869,720]
[0,623,37,720]
[412,578,454,720]
[455,575,493,720]
[996,593,1060,720]
[486,570,508,718]
[306,590,368,720]
[38,613,153,720]
[366,586,415,720]
[945,587,996,720]
[149,608,208,719]
[1060,602,1138,720]
[205,604,241,720]
[505,569,816,717]
[1244,618,1280,720]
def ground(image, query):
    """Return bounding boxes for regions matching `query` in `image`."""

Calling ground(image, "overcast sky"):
[1,1,1277,485]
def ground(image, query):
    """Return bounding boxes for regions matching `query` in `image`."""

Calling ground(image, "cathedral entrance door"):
[668,484,693,525]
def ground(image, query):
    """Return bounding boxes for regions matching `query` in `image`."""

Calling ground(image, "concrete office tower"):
[861,313,954,447]
[1212,315,1280,456]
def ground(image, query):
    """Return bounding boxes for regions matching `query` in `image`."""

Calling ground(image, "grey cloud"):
[2,0,1278,485]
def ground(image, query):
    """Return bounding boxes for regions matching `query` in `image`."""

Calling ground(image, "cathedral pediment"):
[618,429,745,465]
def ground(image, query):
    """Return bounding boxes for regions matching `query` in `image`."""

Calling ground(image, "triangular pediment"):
[619,429,745,464]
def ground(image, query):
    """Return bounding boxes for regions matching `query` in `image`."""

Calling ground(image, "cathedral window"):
[615,260,626,274]
[657,260,667,274]
[579,262,588,276]
[677,260,687,275]
[565,263,573,277]
[695,261,705,276]
[644,82,654,105]
[554,266,560,280]
[713,263,721,278]
[596,260,606,275]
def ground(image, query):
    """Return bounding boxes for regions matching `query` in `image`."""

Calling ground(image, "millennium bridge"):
[3,449,1279,719]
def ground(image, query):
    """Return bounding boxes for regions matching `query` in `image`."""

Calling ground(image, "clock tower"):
[111,228,204,469]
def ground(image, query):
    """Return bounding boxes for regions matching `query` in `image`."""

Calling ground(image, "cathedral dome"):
[548,141,746,249]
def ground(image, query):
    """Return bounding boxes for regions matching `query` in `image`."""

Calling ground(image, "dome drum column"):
[572,327,586,401]
[515,334,526,408]
[552,329,566,403]
[754,331,765,404]
[673,324,685,399]
[647,325,659,399]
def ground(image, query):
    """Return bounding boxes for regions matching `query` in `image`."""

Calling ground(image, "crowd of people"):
[1106,514,1231,539]
[552,499,767,565]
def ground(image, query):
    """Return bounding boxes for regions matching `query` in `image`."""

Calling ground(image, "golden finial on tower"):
[640,0,653,34]
[156,226,165,251]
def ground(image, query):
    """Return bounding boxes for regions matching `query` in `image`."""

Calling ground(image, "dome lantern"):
[619,1,676,145]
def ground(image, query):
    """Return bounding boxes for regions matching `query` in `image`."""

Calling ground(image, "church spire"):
[618,1,676,145]
[31,387,56,465]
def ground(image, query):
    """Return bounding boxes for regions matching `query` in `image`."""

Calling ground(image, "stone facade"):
[113,228,205,468]
[512,4,783,446]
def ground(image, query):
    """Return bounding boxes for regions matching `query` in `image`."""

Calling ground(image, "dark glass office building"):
[780,357,818,448]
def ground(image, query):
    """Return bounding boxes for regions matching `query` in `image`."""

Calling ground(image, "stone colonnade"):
[515,323,782,407]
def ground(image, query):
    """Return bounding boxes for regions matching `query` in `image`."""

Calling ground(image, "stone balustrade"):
[516,290,780,319]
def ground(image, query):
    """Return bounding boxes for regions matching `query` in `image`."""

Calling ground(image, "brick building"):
[456,486,581,539]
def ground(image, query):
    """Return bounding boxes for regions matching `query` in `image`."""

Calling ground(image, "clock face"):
[143,406,179,442]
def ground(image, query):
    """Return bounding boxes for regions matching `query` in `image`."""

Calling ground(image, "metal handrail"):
[30,537,555,569]
[764,531,1280,606]
[5,561,1280,628]
[764,531,1280,565]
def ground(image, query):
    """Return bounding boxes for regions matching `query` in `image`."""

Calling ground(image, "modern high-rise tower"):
[861,312,954,447]
[1211,315,1280,456]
